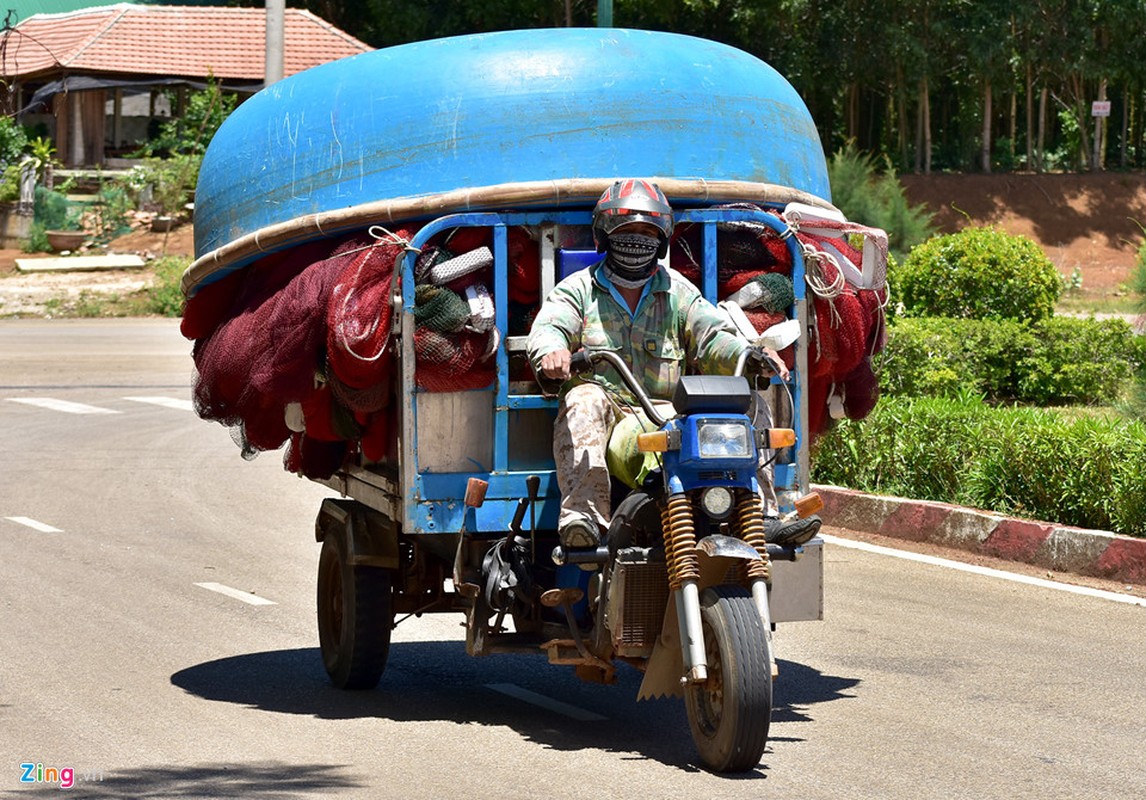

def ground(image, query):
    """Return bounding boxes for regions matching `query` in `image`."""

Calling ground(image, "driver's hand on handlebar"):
[539,348,573,381]
[749,346,790,382]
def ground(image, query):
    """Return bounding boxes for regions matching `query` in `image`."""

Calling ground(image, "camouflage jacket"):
[526,263,747,401]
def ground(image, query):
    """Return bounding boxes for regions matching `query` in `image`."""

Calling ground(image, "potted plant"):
[36,186,88,252]
[45,218,87,252]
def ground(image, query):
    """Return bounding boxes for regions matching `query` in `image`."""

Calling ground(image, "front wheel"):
[684,586,773,772]
[317,531,393,690]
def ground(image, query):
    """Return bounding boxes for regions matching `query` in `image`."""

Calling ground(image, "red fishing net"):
[327,232,412,390]
[708,206,889,442]
[508,227,541,304]
[413,327,496,392]
[187,223,506,478]
[842,359,880,420]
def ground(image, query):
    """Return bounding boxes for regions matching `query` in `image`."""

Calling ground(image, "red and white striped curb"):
[813,484,1146,586]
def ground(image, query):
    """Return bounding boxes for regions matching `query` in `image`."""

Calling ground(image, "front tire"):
[684,585,772,772]
[317,531,393,690]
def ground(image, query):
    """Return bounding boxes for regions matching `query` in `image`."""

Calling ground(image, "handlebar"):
[735,345,781,379]
[571,350,668,428]
[570,344,779,426]
[568,349,594,376]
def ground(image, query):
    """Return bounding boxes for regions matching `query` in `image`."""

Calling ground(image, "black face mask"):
[605,232,662,285]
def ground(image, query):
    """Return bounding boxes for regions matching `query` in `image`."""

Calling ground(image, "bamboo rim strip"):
[182,177,837,297]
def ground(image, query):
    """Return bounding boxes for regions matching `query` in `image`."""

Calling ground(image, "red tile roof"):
[2,3,372,81]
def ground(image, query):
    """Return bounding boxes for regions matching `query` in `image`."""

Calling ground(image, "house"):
[2,3,372,166]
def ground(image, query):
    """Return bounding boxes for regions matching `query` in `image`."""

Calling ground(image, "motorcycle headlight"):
[697,420,751,459]
[700,486,734,520]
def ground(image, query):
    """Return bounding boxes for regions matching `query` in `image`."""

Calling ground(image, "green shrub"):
[813,390,990,502]
[878,315,1141,405]
[24,224,50,253]
[897,227,1062,322]
[967,408,1146,534]
[135,77,236,157]
[89,183,133,243]
[0,115,28,167]
[0,163,20,202]
[146,257,189,317]
[1134,235,1146,309]
[32,185,73,230]
[1017,316,1145,405]
[1123,237,1146,421]
[827,142,934,259]
[121,155,202,216]
[813,395,1146,537]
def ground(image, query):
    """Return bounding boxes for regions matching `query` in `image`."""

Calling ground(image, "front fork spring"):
[735,488,772,583]
[661,493,700,591]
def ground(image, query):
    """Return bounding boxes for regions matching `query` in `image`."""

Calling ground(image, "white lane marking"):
[194,582,277,606]
[822,534,1146,608]
[4,516,62,533]
[124,396,194,412]
[485,683,606,722]
[7,398,119,414]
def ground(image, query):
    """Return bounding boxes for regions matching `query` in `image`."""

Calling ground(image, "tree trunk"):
[1037,86,1047,172]
[914,76,932,174]
[923,82,932,174]
[1120,88,1129,169]
[1071,73,1091,171]
[981,79,992,173]
[847,83,860,141]
[897,63,908,170]
[1031,65,1040,169]
[1094,78,1107,170]
[1009,90,1017,165]
[915,77,924,174]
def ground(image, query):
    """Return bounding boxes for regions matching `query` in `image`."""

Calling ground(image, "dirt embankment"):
[900,172,1146,295]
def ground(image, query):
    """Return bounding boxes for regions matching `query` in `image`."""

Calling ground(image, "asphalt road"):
[2,318,1144,800]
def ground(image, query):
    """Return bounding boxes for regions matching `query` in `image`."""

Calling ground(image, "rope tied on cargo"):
[369,224,419,253]
[802,246,845,298]
[327,228,416,389]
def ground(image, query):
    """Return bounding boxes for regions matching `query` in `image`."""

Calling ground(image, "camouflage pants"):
[553,383,621,531]
[553,383,778,531]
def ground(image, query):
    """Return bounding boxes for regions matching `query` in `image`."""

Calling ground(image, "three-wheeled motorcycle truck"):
[310,205,827,773]
[179,28,890,773]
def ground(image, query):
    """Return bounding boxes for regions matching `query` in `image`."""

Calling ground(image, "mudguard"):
[637,535,764,699]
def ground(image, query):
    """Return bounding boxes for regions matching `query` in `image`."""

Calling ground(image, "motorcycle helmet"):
[592,179,674,257]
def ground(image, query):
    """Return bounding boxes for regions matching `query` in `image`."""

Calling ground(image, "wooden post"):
[69,92,84,166]
[113,89,123,152]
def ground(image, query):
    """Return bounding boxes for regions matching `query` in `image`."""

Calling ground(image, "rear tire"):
[317,531,393,690]
[684,585,772,772]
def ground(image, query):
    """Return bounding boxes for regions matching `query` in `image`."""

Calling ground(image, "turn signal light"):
[795,492,824,517]
[765,428,796,448]
[637,431,670,452]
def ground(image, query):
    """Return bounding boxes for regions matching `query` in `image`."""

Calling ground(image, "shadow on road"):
[170,642,859,773]
[9,761,361,799]
[772,660,861,724]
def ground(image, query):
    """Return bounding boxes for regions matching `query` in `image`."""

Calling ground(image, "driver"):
[526,178,821,550]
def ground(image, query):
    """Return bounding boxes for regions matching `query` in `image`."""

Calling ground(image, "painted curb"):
[813,484,1146,586]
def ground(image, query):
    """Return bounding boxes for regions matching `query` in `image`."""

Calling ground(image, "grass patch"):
[17,256,190,319]
[1055,291,1140,315]
[813,394,1146,537]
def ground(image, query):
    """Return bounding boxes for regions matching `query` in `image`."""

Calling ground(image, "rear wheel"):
[317,530,393,689]
[684,585,772,772]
